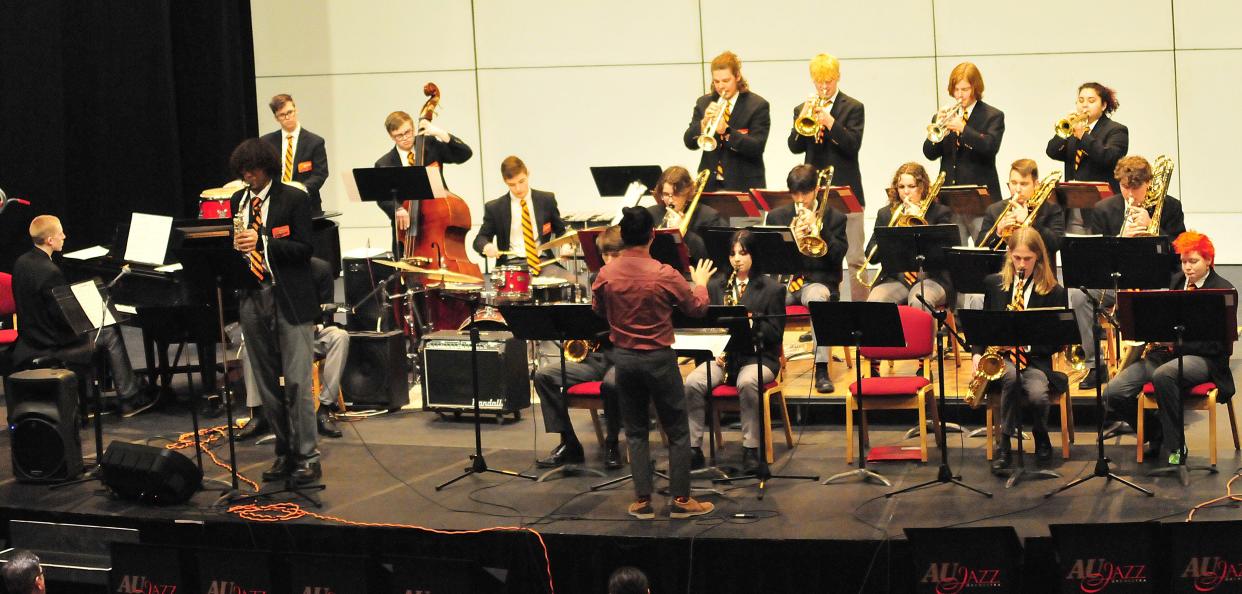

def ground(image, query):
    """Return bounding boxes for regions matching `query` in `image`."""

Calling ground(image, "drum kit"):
[198,180,308,219]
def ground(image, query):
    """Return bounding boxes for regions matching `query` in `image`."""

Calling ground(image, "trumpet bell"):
[797,236,827,257]
[697,135,718,152]
[927,123,948,143]
[795,116,821,137]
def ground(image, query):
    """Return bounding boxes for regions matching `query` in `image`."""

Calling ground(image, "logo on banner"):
[1181,556,1242,592]
[300,588,337,594]
[919,562,1004,593]
[204,581,267,594]
[115,575,177,594]
[1064,558,1150,592]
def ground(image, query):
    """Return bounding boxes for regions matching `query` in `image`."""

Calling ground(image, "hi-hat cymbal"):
[536,226,609,252]
[414,267,484,284]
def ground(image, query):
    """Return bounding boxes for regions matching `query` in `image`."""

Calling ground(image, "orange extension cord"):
[1187,470,1242,521]
[165,425,261,492]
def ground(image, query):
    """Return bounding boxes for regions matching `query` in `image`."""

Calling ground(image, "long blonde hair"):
[1000,227,1057,294]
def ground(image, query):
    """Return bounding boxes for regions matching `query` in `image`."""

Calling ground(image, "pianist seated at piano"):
[682,229,785,474]
[11,215,155,416]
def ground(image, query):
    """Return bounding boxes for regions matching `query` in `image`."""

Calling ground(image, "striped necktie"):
[787,275,804,294]
[407,151,416,166]
[283,135,294,182]
[1074,149,1084,170]
[715,102,732,180]
[248,194,266,282]
[1009,280,1029,367]
[520,196,541,275]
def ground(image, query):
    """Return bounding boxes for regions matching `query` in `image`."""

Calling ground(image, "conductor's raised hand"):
[690,259,717,288]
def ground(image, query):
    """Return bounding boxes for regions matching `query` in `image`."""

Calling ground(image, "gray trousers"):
[786,282,833,364]
[238,286,319,463]
[97,326,141,399]
[533,353,619,441]
[243,325,349,409]
[1068,288,1115,368]
[612,347,691,499]
[867,278,947,312]
[1104,355,1212,453]
[844,211,868,302]
[684,360,776,449]
[995,360,1051,435]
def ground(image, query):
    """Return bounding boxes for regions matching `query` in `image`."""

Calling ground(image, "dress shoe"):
[262,456,290,482]
[291,460,322,484]
[741,447,760,474]
[1101,419,1134,439]
[317,408,342,438]
[237,415,271,440]
[1033,430,1053,463]
[669,496,714,519]
[991,438,1013,473]
[536,442,584,468]
[814,363,834,394]
[120,390,157,418]
[1078,368,1107,390]
[604,441,623,469]
[689,447,705,470]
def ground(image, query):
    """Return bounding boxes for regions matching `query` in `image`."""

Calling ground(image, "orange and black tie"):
[520,196,541,275]
[283,134,294,182]
[248,195,266,282]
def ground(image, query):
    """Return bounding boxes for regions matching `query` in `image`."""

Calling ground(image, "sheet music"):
[124,213,173,265]
[673,332,731,357]
[63,245,109,260]
[70,280,116,329]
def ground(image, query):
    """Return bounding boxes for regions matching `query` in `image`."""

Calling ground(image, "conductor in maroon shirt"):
[592,207,717,520]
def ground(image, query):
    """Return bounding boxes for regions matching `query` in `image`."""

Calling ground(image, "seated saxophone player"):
[762,164,847,393]
[1067,155,1186,389]
[682,229,785,474]
[647,165,723,263]
[1101,232,1234,467]
[972,227,1068,471]
[532,226,625,470]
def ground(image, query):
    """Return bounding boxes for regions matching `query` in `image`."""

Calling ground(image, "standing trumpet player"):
[788,53,867,303]
[683,51,770,192]
[1046,82,1129,232]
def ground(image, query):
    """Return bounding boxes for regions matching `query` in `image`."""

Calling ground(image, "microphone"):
[106,264,132,289]
[0,189,30,216]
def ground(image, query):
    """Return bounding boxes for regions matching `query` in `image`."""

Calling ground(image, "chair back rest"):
[0,272,14,317]
[858,305,934,361]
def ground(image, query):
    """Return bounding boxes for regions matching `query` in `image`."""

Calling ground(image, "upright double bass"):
[398,83,482,279]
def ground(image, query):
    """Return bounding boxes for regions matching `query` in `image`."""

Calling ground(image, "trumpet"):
[697,95,730,152]
[855,171,945,288]
[976,170,1062,250]
[791,166,834,257]
[1054,111,1089,139]
[926,102,964,143]
[564,339,599,363]
[795,94,830,137]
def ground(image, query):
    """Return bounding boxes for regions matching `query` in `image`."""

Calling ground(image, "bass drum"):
[458,305,508,332]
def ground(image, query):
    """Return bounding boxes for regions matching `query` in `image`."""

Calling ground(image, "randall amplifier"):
[421,330,529,415]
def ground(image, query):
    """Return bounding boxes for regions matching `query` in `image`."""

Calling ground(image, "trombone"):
[791,166,834,257]
[1120,155,1174,238]
[795,94,830,137]
[662,168,712,234]
[855,171,946,288]
[697,95,730,152]
[926,102,964,143]
[976,170,1062,250]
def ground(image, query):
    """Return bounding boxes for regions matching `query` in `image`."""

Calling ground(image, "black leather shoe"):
[1033,431,1053,463]
[237,415,270,440]
[120,390,157,418]
[604,441,623,469]
[814,363,834,394]
[689,447,705,470]
[291,460,322,484]
[1143,440,1163,460]
[317,408,342,438]
[536,442,584,468]
[1078,368,1106,390]
[991,439,1013,473]
[741,447,760,474]
[262,456,290,482]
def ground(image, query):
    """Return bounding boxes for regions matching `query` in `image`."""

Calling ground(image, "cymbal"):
[536,226,609,252]
[372,259,483,284]
[372,258,422,272]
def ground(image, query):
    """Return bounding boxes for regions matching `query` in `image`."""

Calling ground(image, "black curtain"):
[0,0,256,271]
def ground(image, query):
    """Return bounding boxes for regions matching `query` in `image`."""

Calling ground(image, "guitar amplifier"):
[421,331,529,414]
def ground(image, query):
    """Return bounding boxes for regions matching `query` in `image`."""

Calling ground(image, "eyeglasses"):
[391,128,415,141]
[275,109,297,120]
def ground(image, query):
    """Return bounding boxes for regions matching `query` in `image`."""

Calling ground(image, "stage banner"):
[1051,522,1156,593]
[1167,520,1242,593]
[195,548,273,594]
[906,526,1022,593]
[110,542,188,594]
[383,555,506,594]
[285,552,372,594]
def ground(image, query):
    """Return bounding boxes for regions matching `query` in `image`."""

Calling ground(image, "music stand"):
[1047,236,1170,498]
[352,166,442,259]
[812,301,905,486]
[499,304,610,482]
[939,185,993,218]
[589,165,662,198]
[871,224,959,279]
[957,308,1078,488]
[1055,182,1111,210]
[943,248,1006,295]
[1117,288,1237,485]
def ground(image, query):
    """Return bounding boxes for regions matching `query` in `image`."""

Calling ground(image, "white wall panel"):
[1174,0,1242,49]
[473,0,701,68]
[252,0,475,76]
[1174,49,1240,219]
[934,0,1172,56]
[701,0,934,61]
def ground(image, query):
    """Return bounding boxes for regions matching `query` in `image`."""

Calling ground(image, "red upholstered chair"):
[566,381,611,449]
[845,305,940,463]
[1135,382,1239,465]
[710,357,793,464]
[0,272,17,349]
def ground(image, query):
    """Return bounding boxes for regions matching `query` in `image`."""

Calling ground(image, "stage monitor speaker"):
[341,330,409,410]
[3,368,83,483]
[421,331,530,415]
[99,441,202,505]
[343,256,396,331]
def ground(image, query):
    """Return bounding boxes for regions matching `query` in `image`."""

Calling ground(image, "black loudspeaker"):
[341,330,409,410]
[421,331,530,414]
[343,256,396,331]
[4,368,83,483]
[99,441,202,505]
[311,218,341,278]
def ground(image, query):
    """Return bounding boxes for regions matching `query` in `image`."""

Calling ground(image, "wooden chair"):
[709,357,793,464]
[1135,382,1240,466]
[784,304,851,371]
[845,306,941,463]
[983,371,1075,460]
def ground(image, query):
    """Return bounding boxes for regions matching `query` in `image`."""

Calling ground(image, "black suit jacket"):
[707,274,784,381]
[262,127,328,213]
[1045,116,1128,194]
[975,198,1066,257]
[764,202,848,287]
[1088,194,1186,238]
[11,248,80,364]
[868,201,957,289]
[787,92,866,205]
[683,91,770,192]
[1169,269,1235,399]
[975,274,1070,395]
[922,101,1005,201]
[472,190,566,259]
[646,203,722,263]
[374,134,473,220]
[230,181,318,325]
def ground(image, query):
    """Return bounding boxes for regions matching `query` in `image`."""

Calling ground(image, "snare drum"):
[490,266,531,299]
[199,198,232,219]
[459,305,508,332]
[530,277,574,303]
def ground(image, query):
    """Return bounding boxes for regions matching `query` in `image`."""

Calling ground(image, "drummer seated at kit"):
[474,155,576,283]
[533,226,626,470]
[971,227,1068,470]
[648,165,723,264]
[682,229,785,474]
[1102,231,1234,467]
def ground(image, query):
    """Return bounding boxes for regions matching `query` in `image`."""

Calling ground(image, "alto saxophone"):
[965,272,1025,407]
